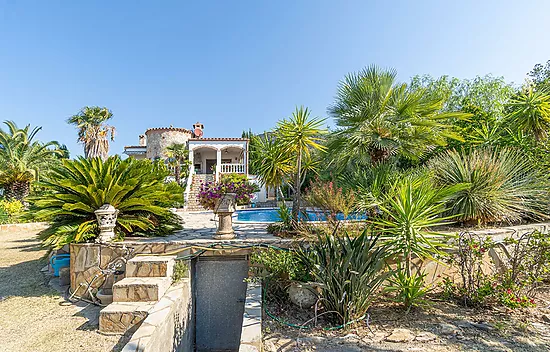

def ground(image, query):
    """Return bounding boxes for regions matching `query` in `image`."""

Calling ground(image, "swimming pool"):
[235,208,366,222]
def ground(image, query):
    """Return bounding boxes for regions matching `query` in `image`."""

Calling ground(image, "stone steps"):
[99,255,177,333]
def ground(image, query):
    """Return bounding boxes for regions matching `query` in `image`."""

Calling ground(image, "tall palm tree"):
[506,85,550,141]
[67,106,115,159]
[0,121,61,201]
[327,65,467,168]
[250,135,293,200]
[165,143,189,184]
[276,107,327,222]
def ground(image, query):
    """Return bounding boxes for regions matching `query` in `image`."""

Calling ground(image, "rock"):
[439,323,460,336]
[415,331,438,342]
[454,320,471,328]
[469,321,494,332]
[336,333,359,344]
[542,314,550,324]
[385,328,415,343]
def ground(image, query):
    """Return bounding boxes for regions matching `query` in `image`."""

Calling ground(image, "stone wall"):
[146,129,192,160]
[121,280,194,352]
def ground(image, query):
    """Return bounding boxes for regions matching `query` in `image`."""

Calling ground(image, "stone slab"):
[126,255,176,278]
[99,302,155,334]
[113,277,172,302]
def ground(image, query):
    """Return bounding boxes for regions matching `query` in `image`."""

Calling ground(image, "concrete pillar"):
[216,148,222,182]
[189,149,194,177]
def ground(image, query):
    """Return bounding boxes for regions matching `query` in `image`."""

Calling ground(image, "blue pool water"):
[235,209,366,222]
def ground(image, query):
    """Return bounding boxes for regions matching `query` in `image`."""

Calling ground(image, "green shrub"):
[33,156,183,248]
[250,247,310,282]
[304,177,356,221]
[298,228,388,324]
[0,199,24,224]
[386,264,431,312]
[429,148,549,225]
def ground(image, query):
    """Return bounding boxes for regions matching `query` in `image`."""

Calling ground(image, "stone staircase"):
[99,255,176,334]
[186,174,214,212]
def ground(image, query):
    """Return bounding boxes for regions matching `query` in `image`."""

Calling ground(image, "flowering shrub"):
[304,178,356,221]
[0,199,25,224]
[197,174,258,210]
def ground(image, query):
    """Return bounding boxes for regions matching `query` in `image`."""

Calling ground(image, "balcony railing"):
[220,163,245,174]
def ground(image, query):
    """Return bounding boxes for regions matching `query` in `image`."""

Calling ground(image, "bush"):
[297,228,388,324]
[197,173,258,210]
[0,199,24,224]
[429,148,549,225]
[250,247,311,282]
[304,178,356,221]
[33,156,183,248]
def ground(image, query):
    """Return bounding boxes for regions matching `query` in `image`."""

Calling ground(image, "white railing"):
[220,163,245,174]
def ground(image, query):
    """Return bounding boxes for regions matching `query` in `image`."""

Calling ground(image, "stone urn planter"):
[213,193,237,239]
[288,281,320,308]
[94,204,119,244]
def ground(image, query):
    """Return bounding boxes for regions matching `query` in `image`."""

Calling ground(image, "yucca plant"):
[33,156,183,248]
[429,148,548,225]
[386,263,431,312]
[298,227,388,325]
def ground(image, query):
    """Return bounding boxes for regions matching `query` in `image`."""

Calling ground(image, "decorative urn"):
[213,193,237,239]
[94,204,119,243]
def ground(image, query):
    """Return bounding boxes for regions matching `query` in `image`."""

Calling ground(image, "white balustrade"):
[220,163,245,174]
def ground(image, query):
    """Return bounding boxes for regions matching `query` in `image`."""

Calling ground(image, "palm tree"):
[0,121,61,201]
[250,135,293,200]
[67,106,115,159]
[327,65,467,168]
[165,143,189,184]
[506,85,550,141]
[276,107,327,222]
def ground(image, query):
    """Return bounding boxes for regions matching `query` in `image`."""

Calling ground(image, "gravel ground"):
[0,229,128,352]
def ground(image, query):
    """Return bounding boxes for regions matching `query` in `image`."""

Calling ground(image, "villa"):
[124,122,266,210]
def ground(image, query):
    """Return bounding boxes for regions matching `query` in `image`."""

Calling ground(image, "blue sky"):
[1,1,550,156]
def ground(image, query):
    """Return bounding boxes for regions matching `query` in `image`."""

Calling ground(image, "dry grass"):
[0,229,127,352]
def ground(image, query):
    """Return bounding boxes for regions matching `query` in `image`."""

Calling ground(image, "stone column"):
[216,148,222,182]
[188,148,194,177]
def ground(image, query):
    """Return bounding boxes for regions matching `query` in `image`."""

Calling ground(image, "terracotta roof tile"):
[145,127,193,134]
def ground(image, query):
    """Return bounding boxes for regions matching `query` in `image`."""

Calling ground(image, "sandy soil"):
[0,229,128,352]
[263,286,550,352]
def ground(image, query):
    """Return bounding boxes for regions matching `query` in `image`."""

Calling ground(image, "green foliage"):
[0,121,62,201]
[165,143,190,184]
[386,264,431,312]
[266,203,294,235]
[0,199,24,224]
[528,60,550,89]
[33,156,183,248]
[298,228,388,324]
[304,178,356,221]
[505,85,550,141]
[251,248,310,282]
[327,66,469,169]
[429,148,548,225]
[172,260,189,282]
[67,106,115,159]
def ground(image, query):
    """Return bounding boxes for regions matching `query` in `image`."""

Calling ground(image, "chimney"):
[139,134,147,146]
[193,122,204,138]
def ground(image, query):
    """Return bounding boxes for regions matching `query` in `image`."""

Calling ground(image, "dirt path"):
[0,229,127,352]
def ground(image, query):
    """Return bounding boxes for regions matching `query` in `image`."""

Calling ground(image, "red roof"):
[145,127,193,134]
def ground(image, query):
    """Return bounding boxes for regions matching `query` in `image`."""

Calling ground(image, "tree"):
[250,134,293,200]
[276,107,327,222]
[67,106,115,159]
[327,66,467,169]
[528,60,550,89]
[505,85,550,141]
[165,143,190,184]
[0,121,61,201]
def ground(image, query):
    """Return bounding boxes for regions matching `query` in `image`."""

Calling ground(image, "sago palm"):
[33,156,183,248]
[276,106,327,222]
[67,106,115,159]
[0,121,61,201]
[328,65,468,168]
[506,85,550,141]
[165,143,190,184]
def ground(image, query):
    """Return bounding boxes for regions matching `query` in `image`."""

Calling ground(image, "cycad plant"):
[33,156,183,248]
[298,228,388,324]
[0,121,61,201]
[429,148,548,225]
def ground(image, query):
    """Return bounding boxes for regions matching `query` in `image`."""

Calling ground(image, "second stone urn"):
[213,193,237,239]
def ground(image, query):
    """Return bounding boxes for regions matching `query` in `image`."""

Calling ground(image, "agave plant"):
[33,156,183,248]
[298,227,388,324]
[429,148,548,224]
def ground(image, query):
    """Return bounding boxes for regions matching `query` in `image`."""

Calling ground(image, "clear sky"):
[1,1,550,156]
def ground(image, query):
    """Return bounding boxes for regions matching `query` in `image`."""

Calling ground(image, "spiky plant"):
[33,156,183,248]
[506,85,550,141]
[429,148,549,225]
[0,121,62,201]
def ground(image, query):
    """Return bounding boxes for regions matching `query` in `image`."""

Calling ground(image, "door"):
[205,159,216,174]
[194,256,248,352]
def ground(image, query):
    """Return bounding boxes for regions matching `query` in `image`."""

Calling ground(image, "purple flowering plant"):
[197,174,258,210]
